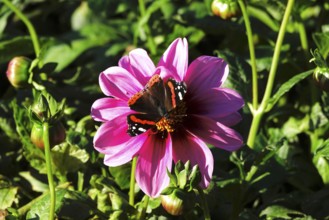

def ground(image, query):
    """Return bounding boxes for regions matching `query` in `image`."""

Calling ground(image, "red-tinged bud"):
[313,67,329,92]
[30,122,66,149]
[161,189,195,216]
[211,0,241,20]
[6,56,32,88]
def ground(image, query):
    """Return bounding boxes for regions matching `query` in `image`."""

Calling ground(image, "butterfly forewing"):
[128,75,166,116]
[164,78,187,111]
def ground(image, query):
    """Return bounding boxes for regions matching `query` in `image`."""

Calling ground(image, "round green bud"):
[6,56,32,88]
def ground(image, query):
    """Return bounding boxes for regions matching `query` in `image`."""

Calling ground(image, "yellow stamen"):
[156,118,175,133]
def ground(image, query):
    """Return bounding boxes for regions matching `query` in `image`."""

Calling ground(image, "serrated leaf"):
[266,69,313,112]
[26,189,67,220]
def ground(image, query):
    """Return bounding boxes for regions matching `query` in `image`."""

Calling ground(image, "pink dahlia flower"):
[91,38,244,197]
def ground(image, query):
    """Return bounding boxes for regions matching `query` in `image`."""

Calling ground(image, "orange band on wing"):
[167,81,176,108]
[128,91,143,106]
[129,115,156,125]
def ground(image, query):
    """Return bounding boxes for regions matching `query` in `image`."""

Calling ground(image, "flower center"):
[127,74,187,137]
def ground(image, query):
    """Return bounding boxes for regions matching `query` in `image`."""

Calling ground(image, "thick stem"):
[43,122,56,220]
[197,187,211,220]
[2,0,41,56]
[246,0,295,149]
[246,108,263,148]
[129,156,138,206]
[238,0,258,110]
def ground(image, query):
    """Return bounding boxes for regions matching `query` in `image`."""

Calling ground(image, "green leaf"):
[0,36,34,63]
[19,171,48,193]
[52,143,89,176]
[266,69,314,112]
[41,23,117,72]
[0,186,18,209]
[26,189,67,220]
[315,139,329,159]
[109,163,131,190]
[310,102,329,130]
[312,32,329,59]
[313,155,329,184]
[282,116,309,139]
[0,5,12,38]
[260,205,306,219]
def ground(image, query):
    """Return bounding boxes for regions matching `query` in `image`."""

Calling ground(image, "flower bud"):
[6,56,31,88]
[30,121,66,149]
[211,0,241,20]
[31,94,49,121]
[161,189,195,216]
[71,1,94,30]
[313,67,329,92]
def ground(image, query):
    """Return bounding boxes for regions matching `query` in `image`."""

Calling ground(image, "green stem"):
[2,0,40,56]
[238,0,258,110]
[43,122,56,220]
[246,0,295,149]
[245,165,258,182]
[246,108,263,148]
[197,187,211,220]
[129,156,138,206]
[138,0,156,55]
[138,195,149,220]
[77,171,84,192]
[297,21,308,52]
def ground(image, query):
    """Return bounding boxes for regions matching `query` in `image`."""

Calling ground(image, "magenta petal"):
[99,66,143,101]
[217,112,242,127]
[187,115,243,151]
[172,132,213,188]
[188,88,244,122]
[185,56,229,94]
[103,134,147,167]
[119,49,156,85]
[136,135,172,197]
[91,98,132,122]
[157,38,188,81]
[93,116,147,166]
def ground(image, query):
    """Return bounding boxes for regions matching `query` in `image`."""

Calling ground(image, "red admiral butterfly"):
[127,74,187,137]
